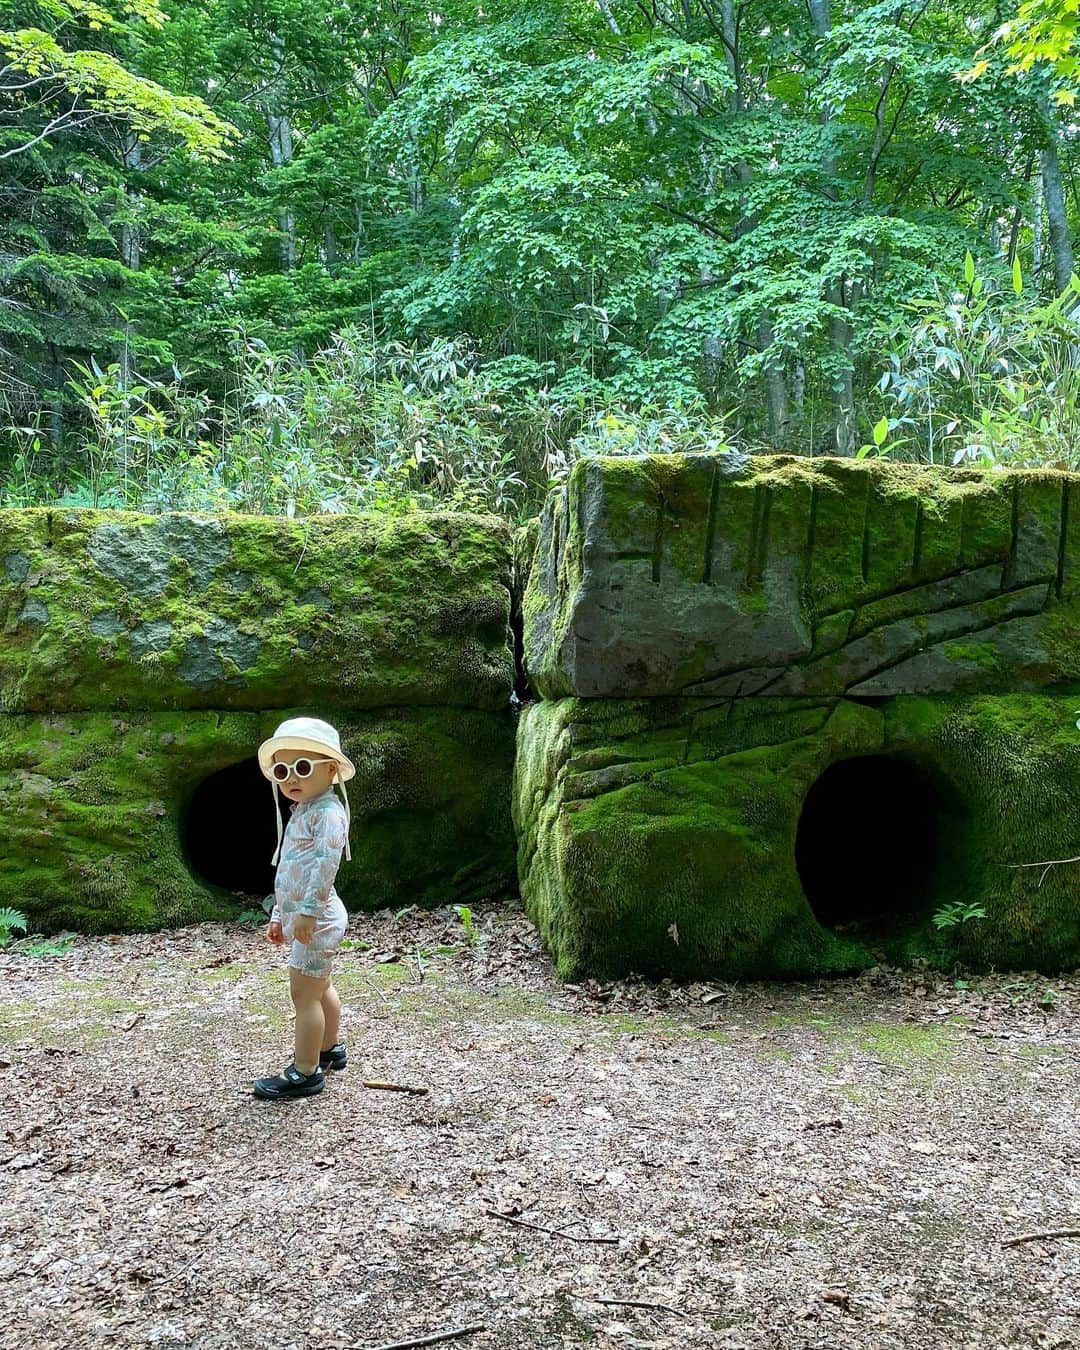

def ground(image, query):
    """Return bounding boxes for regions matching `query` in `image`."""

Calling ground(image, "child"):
[252,716,354,1101]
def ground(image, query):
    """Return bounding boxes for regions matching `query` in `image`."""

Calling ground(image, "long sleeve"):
[296,800,347,917]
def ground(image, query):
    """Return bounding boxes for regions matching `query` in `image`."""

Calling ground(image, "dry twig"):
[363,1079,429,1096]
[1002,1228,1080,1247]
[485,1208,619,1245]
[1006,855,1080,887]
[363,976,392,1005]
[365,1324,485,1350]
[585,1295,688,1318]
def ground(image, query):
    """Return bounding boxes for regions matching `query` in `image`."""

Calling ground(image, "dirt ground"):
[0,902,1077,1350]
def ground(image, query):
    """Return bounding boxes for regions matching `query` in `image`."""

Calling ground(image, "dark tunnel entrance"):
[184,757,286,900]
[795,755,959,937]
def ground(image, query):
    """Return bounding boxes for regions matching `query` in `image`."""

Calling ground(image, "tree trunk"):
[720,0,743,114]
[758,314,789,445]
[830,308,857,455]
[596,0,621,36]
[1033,166,1044,284]
[1041,116,1074,296]
[118,132,142,389]
[722,0,787,443]
[809,0,858,455]
[47,342,64,447]
[266,37,296,272]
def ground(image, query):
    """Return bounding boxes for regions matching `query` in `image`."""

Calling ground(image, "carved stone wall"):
[522,455,1080,700]
[516,455,1080,978]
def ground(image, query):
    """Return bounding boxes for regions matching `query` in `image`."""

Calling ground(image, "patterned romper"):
[270,789,349,979]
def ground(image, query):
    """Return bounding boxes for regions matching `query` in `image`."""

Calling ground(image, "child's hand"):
[292,914,316,945]
[267,920,284,945]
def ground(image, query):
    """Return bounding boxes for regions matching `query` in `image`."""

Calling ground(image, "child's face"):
[271,752,337,804]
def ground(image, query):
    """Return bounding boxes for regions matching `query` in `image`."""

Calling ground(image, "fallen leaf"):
[7,1152,44,1170]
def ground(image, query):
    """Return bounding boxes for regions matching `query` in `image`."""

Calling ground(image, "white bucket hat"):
[258,716,355,865]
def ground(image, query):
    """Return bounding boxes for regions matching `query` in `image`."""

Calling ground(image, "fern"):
[0,907,28,948]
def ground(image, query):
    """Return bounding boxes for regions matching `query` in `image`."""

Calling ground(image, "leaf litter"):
[0,900,1076,1350]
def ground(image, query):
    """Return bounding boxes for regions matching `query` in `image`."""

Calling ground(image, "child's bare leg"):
[321,981,341,1051]
[289,967,327,1074]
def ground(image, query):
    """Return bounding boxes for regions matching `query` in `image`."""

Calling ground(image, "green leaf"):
[1013,256,1023,296]
[873,415,889,446]
[963,251,976,286]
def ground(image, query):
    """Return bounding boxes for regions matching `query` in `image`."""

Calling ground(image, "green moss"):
[851,1021,959,1064]
[337,961,411,993]
[0,509,514,713]
[0,991,144,1047]
[196,961,246,983]
[943,642,1001,669]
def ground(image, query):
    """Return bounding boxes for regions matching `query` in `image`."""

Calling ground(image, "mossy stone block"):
[0,706,515,932]
[522,455,1080,699]
[513,696,880,981]
[0,509,514,712]
[514,693,1080,980]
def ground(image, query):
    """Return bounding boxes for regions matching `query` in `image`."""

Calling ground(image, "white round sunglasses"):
[271,755,330,783]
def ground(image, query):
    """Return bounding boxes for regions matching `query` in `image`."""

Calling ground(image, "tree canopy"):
[1,0,1078,513]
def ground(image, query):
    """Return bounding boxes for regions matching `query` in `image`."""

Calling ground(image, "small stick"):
[1006,855,1080,887]
[363,1079,429,1096]
[363,976,391,1006]
[366,1324,485,1350]
[1003,1227,1080,1247]
[486,1209,619,1245]
[585,1296,688,1318]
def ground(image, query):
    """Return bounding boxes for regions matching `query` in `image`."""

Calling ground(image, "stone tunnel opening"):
[795,755,959,937]
[184,757,286,901]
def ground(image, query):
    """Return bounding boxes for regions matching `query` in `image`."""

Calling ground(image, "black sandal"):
[319,1043,347,1073]
[252,1062,325,1100]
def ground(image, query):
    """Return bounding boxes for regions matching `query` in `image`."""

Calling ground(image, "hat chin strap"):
[335,771,352,862]
[270,779,284,866]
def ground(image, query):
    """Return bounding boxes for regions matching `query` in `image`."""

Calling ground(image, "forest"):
[3,0,1080,518]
